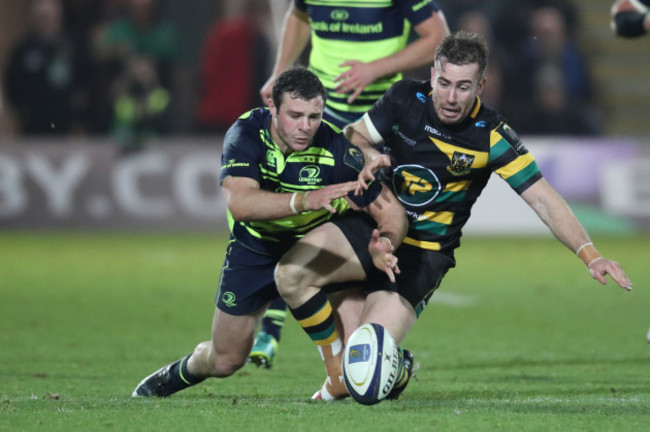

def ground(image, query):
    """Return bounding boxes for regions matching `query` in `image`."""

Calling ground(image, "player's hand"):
[304,181,359,213]
[611,0,647,14]
[368,229,400,282]
[356,154,391,194]
[334,60,378,104]
[588,258,632,291]
[259,74,278,107]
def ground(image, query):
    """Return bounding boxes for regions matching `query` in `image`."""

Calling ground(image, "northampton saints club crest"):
[447,151,474,176]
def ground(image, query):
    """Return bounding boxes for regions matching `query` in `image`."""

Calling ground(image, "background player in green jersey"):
[343,31,632,367]
[252,0,450,366]
[132,67,407,398]
[260,0,450,129]
[611,0,650,37]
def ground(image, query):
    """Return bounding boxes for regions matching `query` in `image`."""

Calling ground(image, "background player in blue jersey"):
[611,0,650,37]
[132,67,406,398]
[253,0,450,367]
[343,31,632,371]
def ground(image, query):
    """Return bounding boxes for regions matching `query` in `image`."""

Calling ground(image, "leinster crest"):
[447,151,474,176]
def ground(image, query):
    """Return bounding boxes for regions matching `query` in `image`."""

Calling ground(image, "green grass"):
[1,232,648,431]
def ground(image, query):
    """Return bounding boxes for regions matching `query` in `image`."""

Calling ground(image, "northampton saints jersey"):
[221,107,381,256]
[365,79,543,256]
[295,0,440,126]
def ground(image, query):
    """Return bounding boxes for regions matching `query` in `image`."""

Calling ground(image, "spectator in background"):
[611,0,650,37]
[110,55,170,153]
[4,0,95,135]
[95,0,180,132]
[505,5,600,135]
[517,65,598,135]
[194,0,272,133]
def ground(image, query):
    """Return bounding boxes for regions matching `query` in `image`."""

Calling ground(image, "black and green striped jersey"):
[365,79,543,256]
[295,0,440,127]
[220,107,381,256]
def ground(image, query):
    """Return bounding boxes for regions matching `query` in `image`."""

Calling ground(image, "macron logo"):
[425,125,451,140]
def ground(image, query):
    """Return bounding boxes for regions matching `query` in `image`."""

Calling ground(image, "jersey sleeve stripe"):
[488,138,512,162]
[363,112,385,144]
[500,160,542,190]
[494,153,536,180]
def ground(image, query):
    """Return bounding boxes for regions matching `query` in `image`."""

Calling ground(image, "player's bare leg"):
[132,306,264,397]
[276,222,366,400]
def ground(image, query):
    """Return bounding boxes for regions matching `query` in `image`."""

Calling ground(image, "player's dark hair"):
[434,30,489,78]
[272,66,327,110]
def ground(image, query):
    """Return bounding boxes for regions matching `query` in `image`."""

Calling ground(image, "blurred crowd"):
[1,0,602,150]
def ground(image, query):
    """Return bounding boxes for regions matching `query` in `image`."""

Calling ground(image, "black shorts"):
[369,244,456,316]
[330,211,377,277]
[332,212,456,314]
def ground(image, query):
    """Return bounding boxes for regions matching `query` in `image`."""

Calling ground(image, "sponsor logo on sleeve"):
[497,123,528,154]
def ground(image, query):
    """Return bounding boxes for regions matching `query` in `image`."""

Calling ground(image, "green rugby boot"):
[249,331,278,369]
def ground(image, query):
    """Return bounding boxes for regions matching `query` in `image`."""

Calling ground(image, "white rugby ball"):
[343,323,400,405]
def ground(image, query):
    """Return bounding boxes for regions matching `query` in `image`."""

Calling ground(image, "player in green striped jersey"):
[346,31,632,358]
[261,0,449,130]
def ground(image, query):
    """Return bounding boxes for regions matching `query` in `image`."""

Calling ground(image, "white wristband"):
[587,257,606,267]
[575,242,593,256]
[289,192,299,214]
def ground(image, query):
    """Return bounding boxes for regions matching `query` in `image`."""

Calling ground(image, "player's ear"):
[476,75,487,95]
[268,98,278,116]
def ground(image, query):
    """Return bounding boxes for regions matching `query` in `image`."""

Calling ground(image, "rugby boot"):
[385,348,418,400]
[249,331,278,369]
[132,360,182,397]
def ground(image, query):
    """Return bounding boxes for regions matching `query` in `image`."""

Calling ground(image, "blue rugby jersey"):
[220,107,381,255]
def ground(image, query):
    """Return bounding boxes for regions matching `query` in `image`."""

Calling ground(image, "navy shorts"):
[215,211,381,315]
[215,240,285,315]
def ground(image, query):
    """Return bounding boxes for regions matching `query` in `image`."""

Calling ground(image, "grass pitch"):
[0,232,648,431]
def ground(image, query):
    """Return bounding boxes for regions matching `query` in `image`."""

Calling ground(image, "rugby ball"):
[342,323,400,405]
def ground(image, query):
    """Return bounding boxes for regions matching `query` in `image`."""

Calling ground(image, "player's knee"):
[210,352,247,377]
[274,262,308,299]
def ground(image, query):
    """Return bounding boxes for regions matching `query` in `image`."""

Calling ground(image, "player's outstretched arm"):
[520,178,632,291]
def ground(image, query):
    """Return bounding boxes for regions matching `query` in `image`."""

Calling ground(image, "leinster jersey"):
[221,107,381,256]
[295,0,440,125]
[365,80,543,256]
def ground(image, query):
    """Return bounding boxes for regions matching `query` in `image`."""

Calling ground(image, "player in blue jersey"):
[132,67,407,398]
[342,31,632,372]
[253,0,449,368]
[611,0,650,37]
